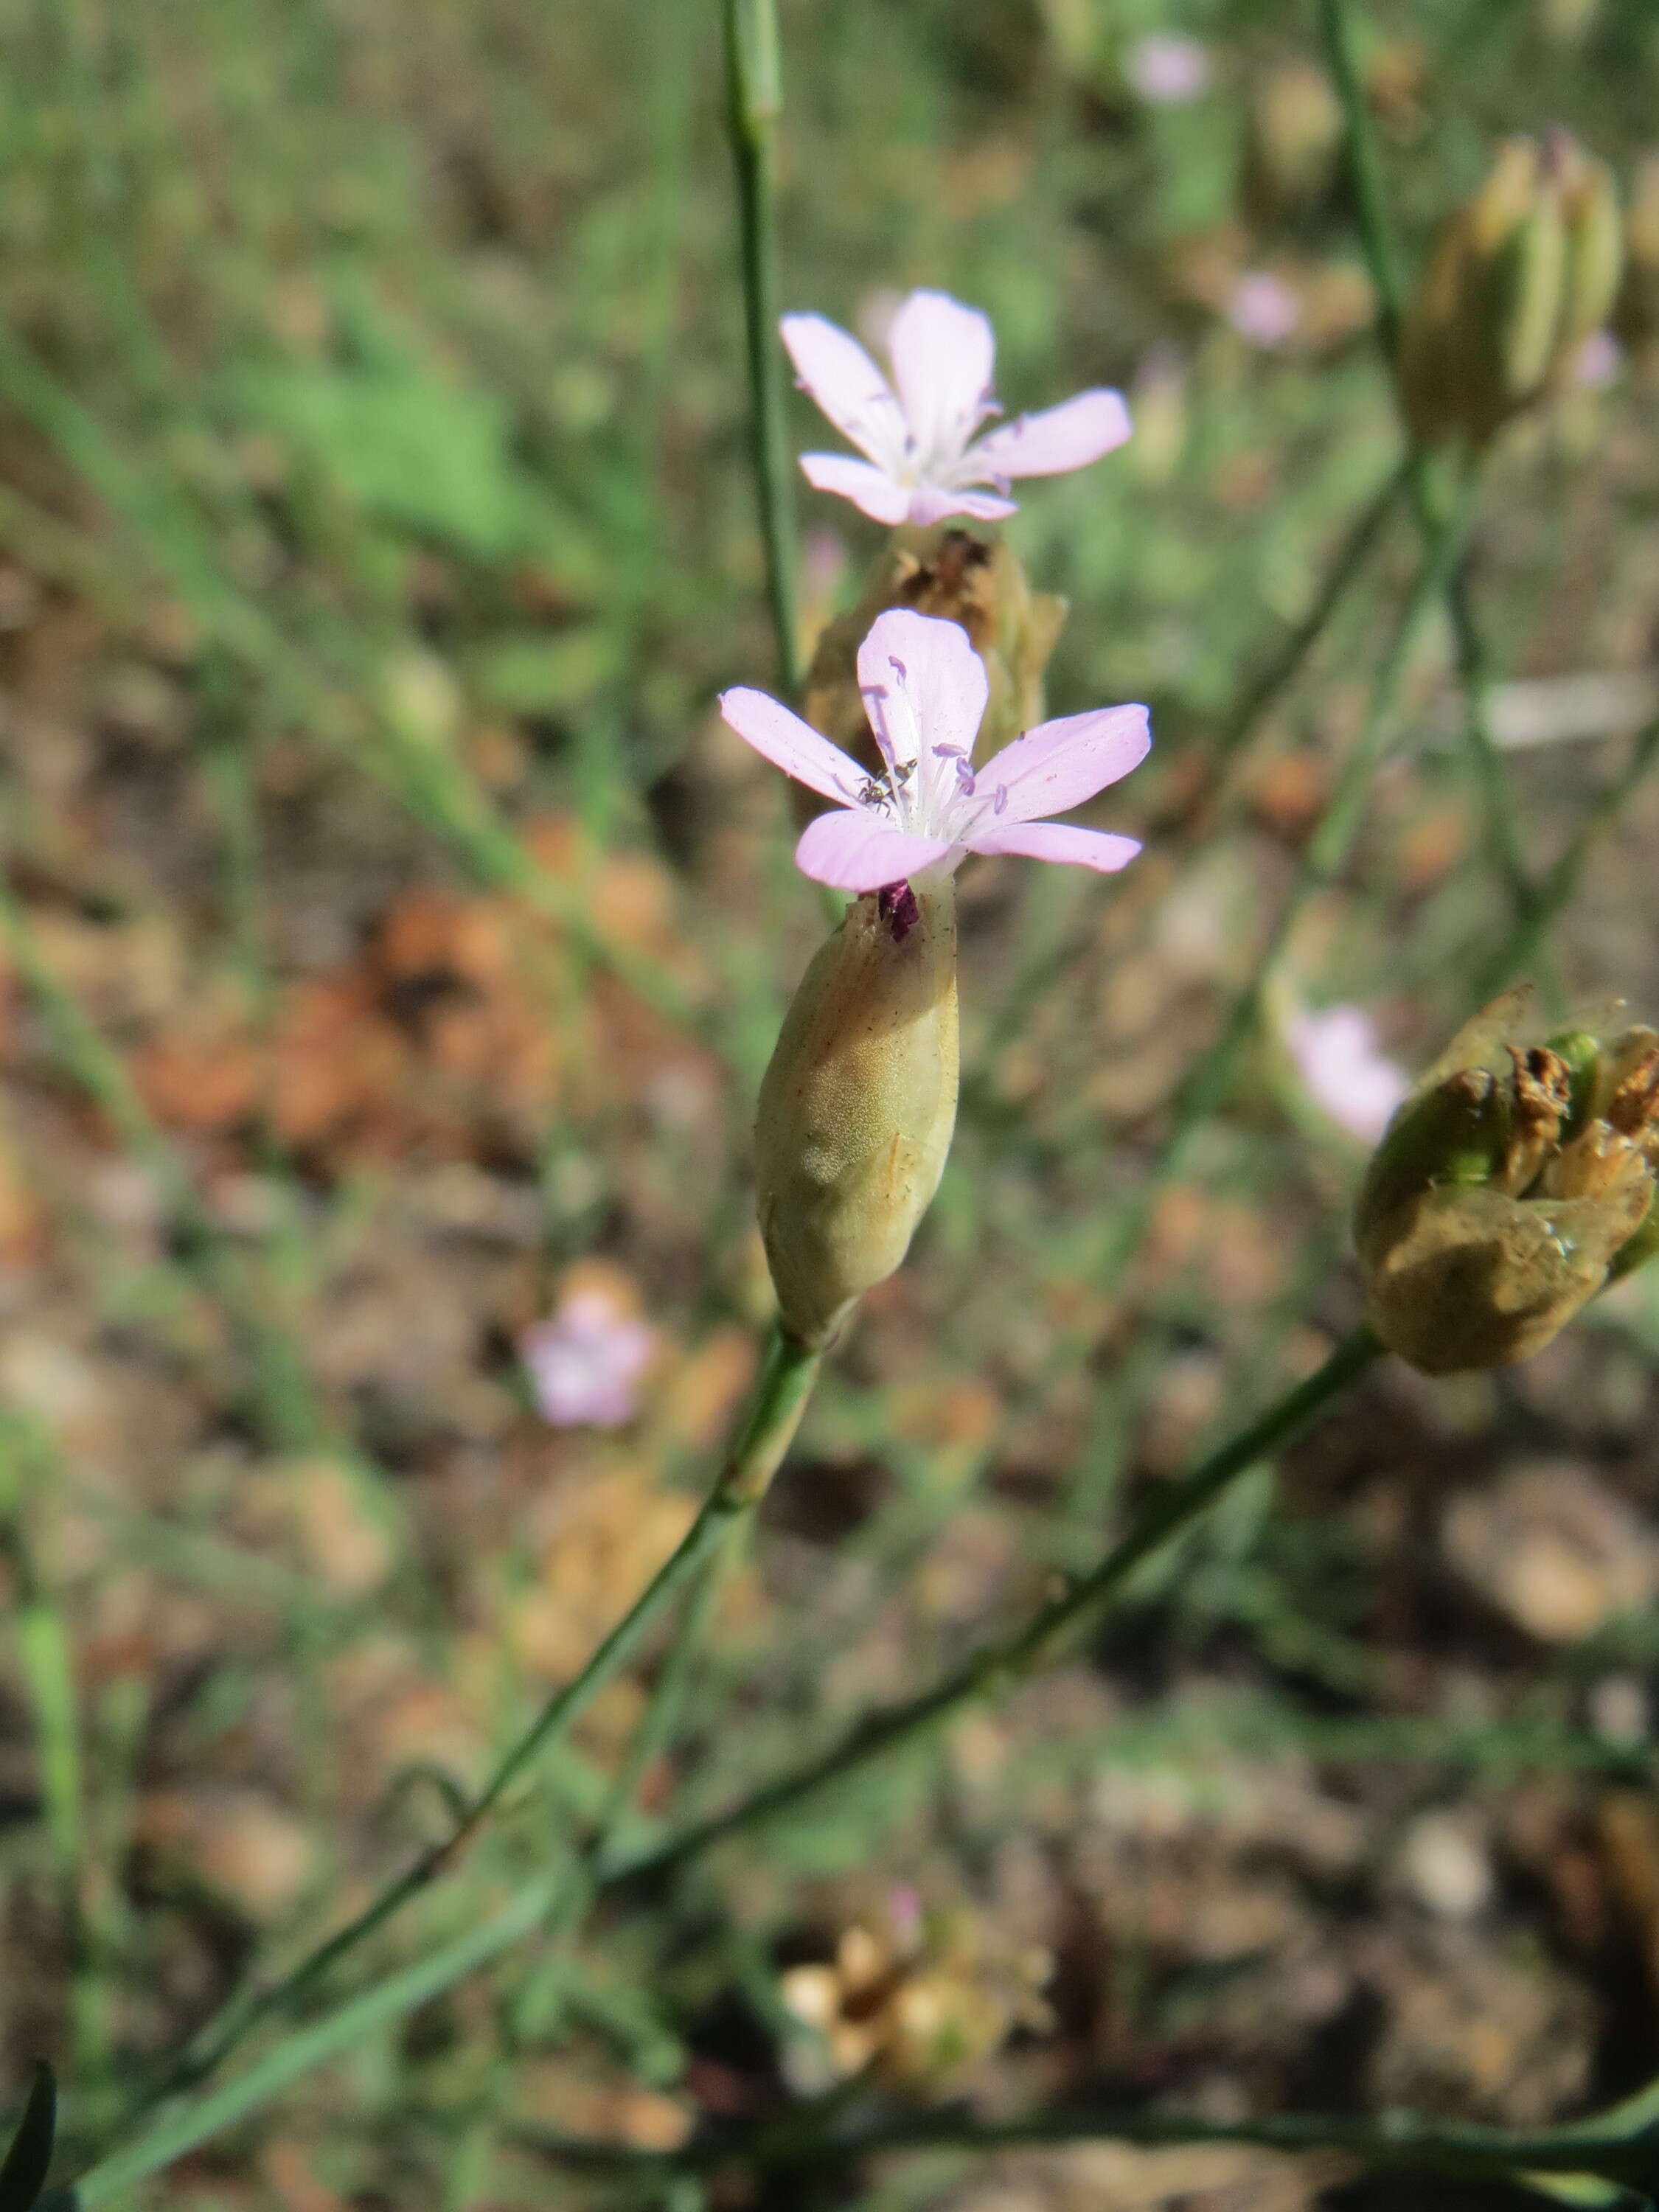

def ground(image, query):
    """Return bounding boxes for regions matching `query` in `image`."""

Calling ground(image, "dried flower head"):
[801,525,1067,782]
[1354,988,1659,1373]
[780,1905,1051,2095]
[1399,131,1623,450]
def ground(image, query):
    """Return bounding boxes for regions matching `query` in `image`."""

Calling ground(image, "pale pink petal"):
[799,452,913,524]
[1124,34,1211,105]
[907,481,1019,526]
[1227,272,1299,348]
[1285,1005,1410,1144]
[886,291,997,467]
[780,313,909,471]
[855,609,988,771]
[970,389,1133,480]
[719,686,866,804]
[976,704,1151,825]
[794,809,953,891]
[521,1295,654,1429]
[965,819,1142,872]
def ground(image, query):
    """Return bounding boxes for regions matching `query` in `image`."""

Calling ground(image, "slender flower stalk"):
[116,1324,821,2121]
[1474,712,1659,1001]
[603,1324,1382,1888]
[57,1328,1385,2205]
[1074,481,1478,1292]
[1319,0,1617,947]
[978,455,1411,1065]
[512,2060,1659,2199]
[724,0,800,691]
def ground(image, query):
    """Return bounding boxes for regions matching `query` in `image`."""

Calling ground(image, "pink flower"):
[1573,330,1624,389]
[521,1291,654,1428]
[1284,1004,1410,1144]
[720,608,1150,892]
[1227,271,1300,349]
[780,289,1132,527]
[1125,34,1211,105]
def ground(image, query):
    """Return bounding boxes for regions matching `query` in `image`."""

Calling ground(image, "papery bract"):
[782,289,1131,526]
[721,608,1149,894]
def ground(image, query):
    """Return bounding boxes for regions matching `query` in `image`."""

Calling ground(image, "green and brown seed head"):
[1355,992,1659,1373]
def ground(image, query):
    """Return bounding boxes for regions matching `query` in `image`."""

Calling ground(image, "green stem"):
[1472,713,1659,1004]
[0,868,330,1453]
[1319,0,1404,359]
[723,0,801,694]
[1320,0,1538,941]
[62,1877,565,2211]
[978,455,1408,1074]
[63,1326,1366,2197]
[602,1323,1382,1887]
[1082,482,1475,1288]
[114,1325,820,2123]
[0,327,703,1043]
[511,2070,1659,2199]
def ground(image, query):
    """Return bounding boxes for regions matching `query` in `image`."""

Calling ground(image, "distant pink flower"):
[1285,1004,1410,1144]
[720,608,1150,892]
[1573,330,1624,389]
[521,1292,654,1429]
[781,289,1132,526]
[1125,34,1211,105]
[1227,271,1300,349]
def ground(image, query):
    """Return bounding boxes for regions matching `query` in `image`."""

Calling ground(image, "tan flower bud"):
[1355,990,1659,1373]
[1399,132,1621,450]
[799,526,1065,799]
[754,880,959,1349]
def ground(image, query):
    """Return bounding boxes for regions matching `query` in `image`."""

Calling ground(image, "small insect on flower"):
[781,288,1132,526]
[721,606,1150,894]
[521,1287,654,1428]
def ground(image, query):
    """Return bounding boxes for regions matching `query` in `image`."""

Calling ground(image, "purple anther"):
[877,880,921,943]
[931,744,964,759]
[887,655,908,681]
[954,759,976,795]
[992,783,1009,815]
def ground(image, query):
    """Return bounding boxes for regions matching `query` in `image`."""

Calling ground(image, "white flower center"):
[857,655,1010,849]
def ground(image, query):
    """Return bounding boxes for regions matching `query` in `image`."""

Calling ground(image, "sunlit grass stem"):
[978,453,1411,1071]
[724,0,801,694]
[118,1325,821,2121]
[1080,479,1478,1290]
[602,1321,1382,1886]
[514,2065,1659,2204]
[1320,0,1538,938]
[55,1323,1377,2204]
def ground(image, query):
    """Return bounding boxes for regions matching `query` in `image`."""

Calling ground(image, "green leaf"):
[0,2065,56,2211]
